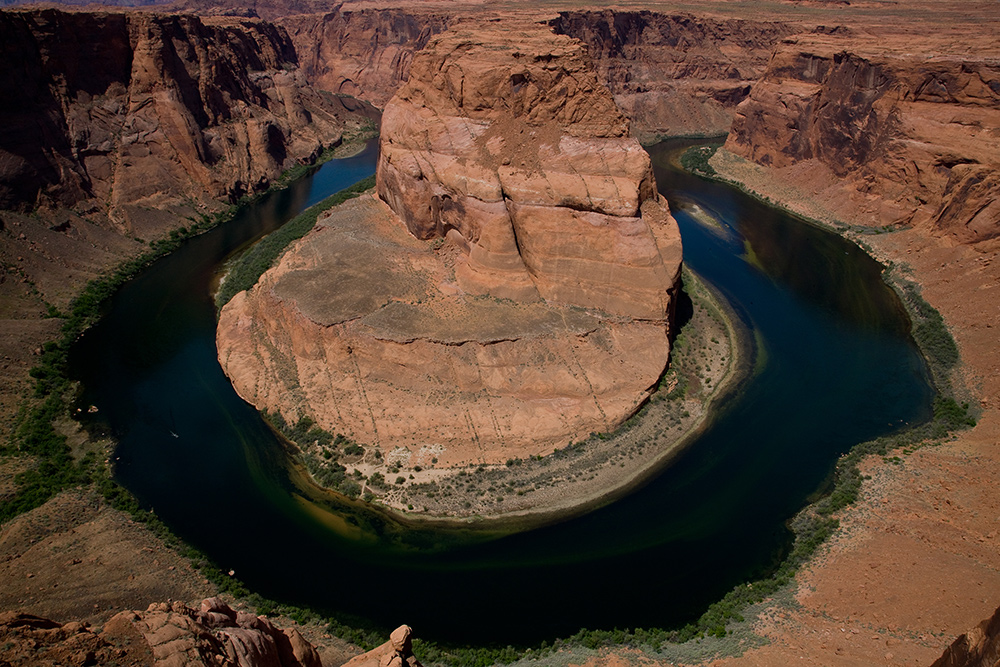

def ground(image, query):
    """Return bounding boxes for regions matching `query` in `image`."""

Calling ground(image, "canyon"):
[725,30,1000,243]
[0,0,998,666]
[0,8,378,234]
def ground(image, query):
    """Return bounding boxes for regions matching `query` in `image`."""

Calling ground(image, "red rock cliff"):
[550,10,795,141]
[377,21,682,320]
[280,8,448,108]
[0,8,377,237]
[725,32,1000,243]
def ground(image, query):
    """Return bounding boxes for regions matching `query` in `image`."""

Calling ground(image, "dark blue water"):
[70,138,932,646]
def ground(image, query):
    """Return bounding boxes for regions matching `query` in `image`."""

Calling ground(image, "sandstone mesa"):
[217,22,683,467]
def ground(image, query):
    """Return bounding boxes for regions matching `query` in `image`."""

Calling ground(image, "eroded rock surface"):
[931,604,1000,667]
[550,10,795,140]
[342,624,422,667]
[281,9,449,108]
[0,598,321,667]
[0,8,377,238]
[726,32,1000,243]
[217,23,682,467]
[377,22,682,320]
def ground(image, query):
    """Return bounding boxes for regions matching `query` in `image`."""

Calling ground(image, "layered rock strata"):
[725,32,1000,243]
[217,23,682,466]
[0,8,377,237]
[281,9,449,107]
[931,604,1000,667]
[550,10,795,141]
[376,23,681,320]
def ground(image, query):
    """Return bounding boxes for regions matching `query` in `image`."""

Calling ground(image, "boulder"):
[343,624,422,667]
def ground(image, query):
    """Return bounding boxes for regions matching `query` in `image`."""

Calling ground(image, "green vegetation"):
[262,411,370,499]
[2,199,233,522]
[2,161,375,541]
[679,143,722,177]
[216,175,376,308]
[0,138,979,667]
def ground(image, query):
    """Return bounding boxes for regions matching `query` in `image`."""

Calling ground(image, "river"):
[69,138,932,645]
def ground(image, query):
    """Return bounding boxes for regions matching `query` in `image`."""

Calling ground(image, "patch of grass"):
[680,143,723,177]
[216,175,376,308]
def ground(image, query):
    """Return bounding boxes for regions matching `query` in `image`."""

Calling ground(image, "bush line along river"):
[68,138,934,646]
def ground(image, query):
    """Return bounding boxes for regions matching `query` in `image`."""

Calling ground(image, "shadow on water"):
[69,138,933,645]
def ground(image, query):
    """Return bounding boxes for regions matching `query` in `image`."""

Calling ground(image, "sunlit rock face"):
[726,33,1000,243]
[217,22,683,466]
[377,22,682,321]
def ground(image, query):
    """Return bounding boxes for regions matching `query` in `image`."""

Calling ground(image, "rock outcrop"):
[217,23,682,468]
[930,604,1000,667]
[343,624,422,667]
[0,8,377,237]
[377,22,681,319]
[0,597,322,667]
[725,32,1000,243]
[550,10,795,141]
[280,9,448,108]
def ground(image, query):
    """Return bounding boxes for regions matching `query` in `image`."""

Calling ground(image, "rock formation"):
[0,8,377,238]
[0,597,321,667]
[550,10,795,141]
[725,31,1000,243]
[376,22,681,319]
[930,604,1000,667]
[280,9,448,108]
[217,22,682,468]
[342,624,422,667]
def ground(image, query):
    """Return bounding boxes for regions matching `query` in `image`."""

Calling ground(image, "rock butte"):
[216,22,683,466]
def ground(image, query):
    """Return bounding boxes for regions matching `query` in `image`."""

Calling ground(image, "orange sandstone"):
[216,22,682,467]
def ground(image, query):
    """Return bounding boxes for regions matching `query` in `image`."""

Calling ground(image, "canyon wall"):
[550,10,795,141]
[0,8,377,237]
[280,8,448,108]
[725,33,1000,243]
[376,21,682,319]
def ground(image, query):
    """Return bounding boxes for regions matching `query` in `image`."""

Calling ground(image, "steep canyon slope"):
[280,8,448,108]
[550,10,795,141]
[0,8,377,237]
[3,1,1000,665]
[217,22,683,468]
[726,31,1000,243]
[0,5,376,436]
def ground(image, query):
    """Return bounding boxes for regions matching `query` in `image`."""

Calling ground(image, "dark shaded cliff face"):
[0,8,377,236]
[726,34,1000,242]
[280,9,448,108]
[550,10,795,140]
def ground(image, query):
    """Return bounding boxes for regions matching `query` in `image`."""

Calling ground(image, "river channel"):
[69,138,933,645]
